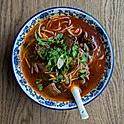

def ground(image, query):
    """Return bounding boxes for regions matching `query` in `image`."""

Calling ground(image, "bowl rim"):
[12,6,114,110]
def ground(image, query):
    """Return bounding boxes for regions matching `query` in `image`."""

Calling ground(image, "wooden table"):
[0,0,123,124]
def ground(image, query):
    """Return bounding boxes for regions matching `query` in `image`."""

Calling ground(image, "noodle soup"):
[20,15,105,101]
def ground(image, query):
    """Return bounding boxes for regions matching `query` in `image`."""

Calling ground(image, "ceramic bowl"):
[12,7,114,110]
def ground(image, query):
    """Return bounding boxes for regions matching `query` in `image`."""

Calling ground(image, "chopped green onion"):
[72,45,79,57]
[41,26,45,31]
[36,79,42,85]
[72,77,79,81]
[47,60,52,67]
[35,32,45,46]
[56,75,63,80]
[55,32,63,40]
[58,85,62,89]
[65,80,69,84]
[79,70,89,79]
[33,32,91,87]
[37,84,43,91]
[81,52,89,64]
[79,69,88,74]
[36,81,39,84]
[39,48,47,57]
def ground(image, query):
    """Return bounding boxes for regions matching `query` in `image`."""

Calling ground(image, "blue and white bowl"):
[12,7,114,110]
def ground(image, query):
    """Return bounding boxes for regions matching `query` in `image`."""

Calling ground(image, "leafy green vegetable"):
[80,75,85,80]
[56,48,61,53]
[79,69,89,84]
[81,52,89,65]
[72,77,79,81]
[60,39,64,44]
[79,69,89,78]
[56,75,63,81]
[65,80,69,84]
[34,31,91,86]
[35,32,56,45]
[47,60,52,67]
[79,69,88,74]
[41,26,45,31]
[58,85,62,89]
[39,48,47,58]
[55,32,63,40]
[72,45,79,57]
[52,80,57,84]
[36,79,42,84]
[43,38,55,43]
[84,52,89,57]
[35,33,45,46]
[61,44,67,52]
[81,57,88,64]
[36,81,39,84]
[50,67,54,71]
[37,84,43,91]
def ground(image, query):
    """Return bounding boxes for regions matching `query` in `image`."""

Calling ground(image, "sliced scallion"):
[37,84,43,91]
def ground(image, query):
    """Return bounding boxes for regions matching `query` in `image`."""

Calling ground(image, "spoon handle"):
[71,87,89,119]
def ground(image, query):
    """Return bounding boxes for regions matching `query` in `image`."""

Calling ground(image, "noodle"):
[38,23,43,38]
[61,24,74,32]
[51,27,62,31]
[43,29,54,35]
[41,32,48,39]
[68,27,82,36]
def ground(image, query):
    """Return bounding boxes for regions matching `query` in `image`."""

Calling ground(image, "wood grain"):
[0,0,124,124]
